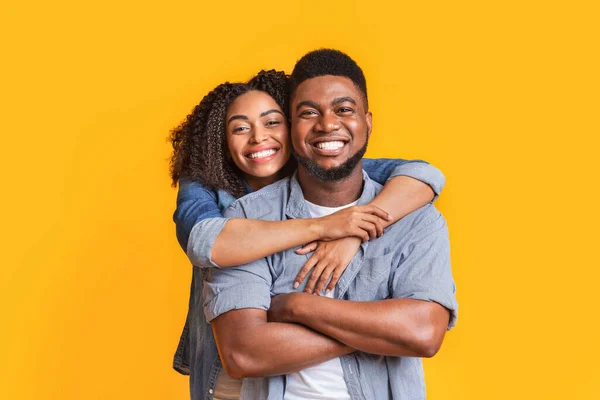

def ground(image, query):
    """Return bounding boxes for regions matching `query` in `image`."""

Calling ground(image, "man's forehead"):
[292,75,361,104]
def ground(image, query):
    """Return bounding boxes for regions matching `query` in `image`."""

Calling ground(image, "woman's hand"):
[316,205,392,242]
[293,237,363,295]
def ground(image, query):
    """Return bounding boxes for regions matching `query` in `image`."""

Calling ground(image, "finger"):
[294,254,319,288]
[361,214,385,237]
[314,265,335,295]
[357,220,377,241]
[295,241,318,254]
[360,205,392,221]
[304,262,327,294]
[325,266,346,294]
[353,227,369,242]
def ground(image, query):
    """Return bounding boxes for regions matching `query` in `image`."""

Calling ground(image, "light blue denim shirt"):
[172,158,447,400]
[202,170,457,400]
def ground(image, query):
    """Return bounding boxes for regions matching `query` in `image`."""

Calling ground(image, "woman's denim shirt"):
[171,158,445,400]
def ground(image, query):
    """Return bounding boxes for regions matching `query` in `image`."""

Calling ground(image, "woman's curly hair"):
[169,69,290,198]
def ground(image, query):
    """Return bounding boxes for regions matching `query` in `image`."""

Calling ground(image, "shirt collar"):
[286,169,378,219]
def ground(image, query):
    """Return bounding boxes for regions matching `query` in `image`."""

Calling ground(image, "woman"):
[169,70,445,399]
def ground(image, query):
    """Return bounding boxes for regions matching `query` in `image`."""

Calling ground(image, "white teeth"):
[316,141,344,150]
[248,149,277,159]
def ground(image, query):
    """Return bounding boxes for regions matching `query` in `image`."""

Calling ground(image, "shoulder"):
[177,178,218,203]
[223,178,292,219]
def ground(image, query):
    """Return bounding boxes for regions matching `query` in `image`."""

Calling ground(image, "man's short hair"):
[289,49,368,110]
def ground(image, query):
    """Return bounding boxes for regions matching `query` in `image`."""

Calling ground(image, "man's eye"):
[338,107,354,114]
[300,110,317,117]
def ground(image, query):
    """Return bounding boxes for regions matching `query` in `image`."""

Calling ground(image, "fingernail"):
[293,282,299,289]
[325,289,331,295]
[388,214,393,221]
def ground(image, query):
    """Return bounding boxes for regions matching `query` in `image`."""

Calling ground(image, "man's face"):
[290,75,372,180]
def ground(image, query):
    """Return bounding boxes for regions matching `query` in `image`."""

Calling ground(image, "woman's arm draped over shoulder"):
[363,158,446,224]
[175,179,390,268]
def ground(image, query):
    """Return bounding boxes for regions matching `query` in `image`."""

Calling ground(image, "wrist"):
[286,292,309,323]
[309,217,325,240]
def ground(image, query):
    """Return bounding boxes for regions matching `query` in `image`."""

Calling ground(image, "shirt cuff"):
[388,163,446,201]
[186,217,230,268]
[405,289,458,330]
[202,282,272,322]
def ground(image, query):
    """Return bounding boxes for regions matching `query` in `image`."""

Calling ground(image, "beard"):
[293,137,369,182]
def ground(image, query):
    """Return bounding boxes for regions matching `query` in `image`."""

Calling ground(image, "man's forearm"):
[272,293,449,358]
[212,308,354,379]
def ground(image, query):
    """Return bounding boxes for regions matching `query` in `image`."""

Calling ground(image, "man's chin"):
[313,160,346,171]
[293,139,369,182]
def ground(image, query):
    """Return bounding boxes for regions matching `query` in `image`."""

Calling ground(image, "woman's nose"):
[249,126,269,143]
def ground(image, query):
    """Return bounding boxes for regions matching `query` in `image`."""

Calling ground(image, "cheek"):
[226,136,245,161]
[277,131,291,154]
[291,122,311,147]
[346,118,368,137]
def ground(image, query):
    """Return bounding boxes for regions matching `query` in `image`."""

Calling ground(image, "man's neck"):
[297,164,364,207]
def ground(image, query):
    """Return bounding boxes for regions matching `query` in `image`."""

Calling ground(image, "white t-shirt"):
[283,199,359,400]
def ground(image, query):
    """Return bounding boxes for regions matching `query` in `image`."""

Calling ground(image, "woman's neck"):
[244,160,296,192]
[244,169,288,192]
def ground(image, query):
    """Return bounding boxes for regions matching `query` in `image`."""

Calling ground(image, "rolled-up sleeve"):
[186,217,230,268]
[390,206,458,329]
[202,260,273,322]
[388,162,446,200]
[201,201,273,322]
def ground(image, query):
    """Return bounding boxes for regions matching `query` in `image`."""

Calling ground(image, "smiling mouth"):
[310,139,349,155]
[246,148,279,160]
[314,140,346,150]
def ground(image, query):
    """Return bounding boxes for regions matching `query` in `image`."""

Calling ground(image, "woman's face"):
[226,90,291,190]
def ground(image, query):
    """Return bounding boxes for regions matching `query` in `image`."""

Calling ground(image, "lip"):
[244,145,281,164]
[310,137,349,157]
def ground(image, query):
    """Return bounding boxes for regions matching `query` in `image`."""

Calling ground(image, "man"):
[203,49,458,399]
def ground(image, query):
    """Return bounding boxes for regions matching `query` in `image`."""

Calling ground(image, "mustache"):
[292,137,369,182]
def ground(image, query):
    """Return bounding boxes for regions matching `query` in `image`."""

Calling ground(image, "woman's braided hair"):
[169,70,290,198]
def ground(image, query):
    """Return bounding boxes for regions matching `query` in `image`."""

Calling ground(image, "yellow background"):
[1,0,598,398]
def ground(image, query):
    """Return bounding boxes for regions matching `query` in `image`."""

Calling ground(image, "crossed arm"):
[212,308,353,380]
[212,297,449,380]
[207,208,456,379]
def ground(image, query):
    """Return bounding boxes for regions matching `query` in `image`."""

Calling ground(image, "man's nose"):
[316,113,341,133]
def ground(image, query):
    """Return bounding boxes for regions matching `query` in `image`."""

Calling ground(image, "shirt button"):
[208,389,214,394]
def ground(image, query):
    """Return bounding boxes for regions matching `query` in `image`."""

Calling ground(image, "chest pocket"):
[270,250,307,295]
[350,251,393,301]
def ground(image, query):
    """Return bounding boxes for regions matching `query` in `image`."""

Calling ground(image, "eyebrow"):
[331,97,356,106]
[295,97,357,112]
[228,109,283,125]
[260,109,284,117]
[295,100,320,112]
[227,115,248,125]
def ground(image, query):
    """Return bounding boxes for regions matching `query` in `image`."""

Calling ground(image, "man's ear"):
[365,112,373,138]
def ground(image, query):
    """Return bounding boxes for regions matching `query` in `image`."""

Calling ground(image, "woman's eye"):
[266,120,281,127]
[232,126,248,134]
